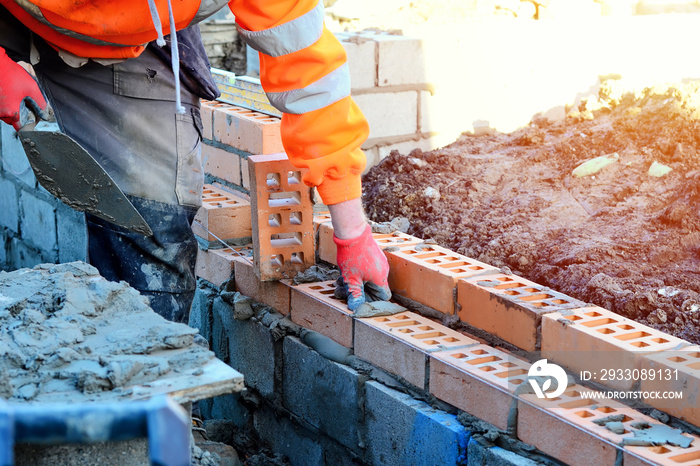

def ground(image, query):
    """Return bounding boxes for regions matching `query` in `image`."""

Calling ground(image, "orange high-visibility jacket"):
[2,0,367,205]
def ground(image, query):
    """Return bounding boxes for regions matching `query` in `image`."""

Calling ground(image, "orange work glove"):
[334,225,391,311]
[0,47,49,130]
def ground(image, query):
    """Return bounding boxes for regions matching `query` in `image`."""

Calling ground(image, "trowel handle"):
[18,98,55,131]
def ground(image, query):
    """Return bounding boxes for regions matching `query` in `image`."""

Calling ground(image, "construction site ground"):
[363,80,700,344]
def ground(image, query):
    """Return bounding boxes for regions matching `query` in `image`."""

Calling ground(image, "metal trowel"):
[18,114,153,236]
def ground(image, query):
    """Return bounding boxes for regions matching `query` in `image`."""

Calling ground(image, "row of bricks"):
[196,201,700,433]
[313,217,700,431]
[195,181,700,438]
[194,249,700,465]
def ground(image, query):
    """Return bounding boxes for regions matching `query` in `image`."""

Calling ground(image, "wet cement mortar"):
[363,80,700,344]
[0,262,220,465]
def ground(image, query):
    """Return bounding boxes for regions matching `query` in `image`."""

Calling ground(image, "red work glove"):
[334,225,391,311]
[0,47,49,130]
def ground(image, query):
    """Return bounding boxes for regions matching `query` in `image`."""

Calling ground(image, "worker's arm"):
[228,0,390,310]
[0,47,49,130]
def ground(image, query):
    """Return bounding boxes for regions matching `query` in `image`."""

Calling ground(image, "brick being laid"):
[457,273,585,351]
[542,306,687,391]
[517,384,696,466]
[248,153,315,281]
[192,184,252,243]
[638,346,700,428]
[355,311,478,389]
[212,103,283,155]
[429,344,532,430]
[386,244,498,315]
[288,280,353,348]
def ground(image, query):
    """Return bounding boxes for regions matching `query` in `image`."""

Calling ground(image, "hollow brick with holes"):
[192,185,252,242]
[195,244,253,287]
[625,435,700,466]
[248,153,315,281]
[213,104,284,155]
[386,244,498,315]
[638,346,700,427]
[234,257,290,314]
[518,384,694,466]
[288,280,353,348]
[457,273,585,351]
[542,306,687,391]
[429,344,532,430]
[356,311,478,389]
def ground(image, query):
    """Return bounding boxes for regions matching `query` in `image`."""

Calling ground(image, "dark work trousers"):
[0,7,217,323]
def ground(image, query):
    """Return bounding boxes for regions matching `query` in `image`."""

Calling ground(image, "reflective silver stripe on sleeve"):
[266,63,350,115]
[15,0,136,47]
[236,1,324,58]
[189,0,231,25]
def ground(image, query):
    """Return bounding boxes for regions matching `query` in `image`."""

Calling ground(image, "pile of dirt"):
[363,79,700,344]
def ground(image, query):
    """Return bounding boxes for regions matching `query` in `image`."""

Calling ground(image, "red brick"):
[317,222,337,265]
[518,384,692,466]
[195,245,252,287]
[241,157,251,191]
[234,258,290,314]
[192,185,252,242]
[457,274,584,351]
[289,280,353,348]
[355,312,478,389]
[429,345,531,430]
[200,99,215,140]
[202,144,242,185]
[248,153,315,281]
[639,346,700,427]
[625,436,700,466]
[386,244,498,315]
[542,306,687,390]
[213,104,283,155]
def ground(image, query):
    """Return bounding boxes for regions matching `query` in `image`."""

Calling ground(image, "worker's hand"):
[334,224,391,311]
[0,47,49,131]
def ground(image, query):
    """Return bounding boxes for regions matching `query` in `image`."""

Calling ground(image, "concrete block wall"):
[0,124,87,271]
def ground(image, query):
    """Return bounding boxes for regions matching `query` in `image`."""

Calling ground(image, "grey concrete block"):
[19,190,56,252]
[0,232,8,270]
[364,381,469,466]
[199,392,250,428]
[0,124,36,188]
[56,202,87,263]
[212,297,275,398]
[9,237,54,270]
[282,336,362,452]
[467,437,539,466]
[253,404,324,466]
[189,280,218,346]
[0,179,18,232]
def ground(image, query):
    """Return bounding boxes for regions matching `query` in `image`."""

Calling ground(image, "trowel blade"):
[19,122,153,236]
